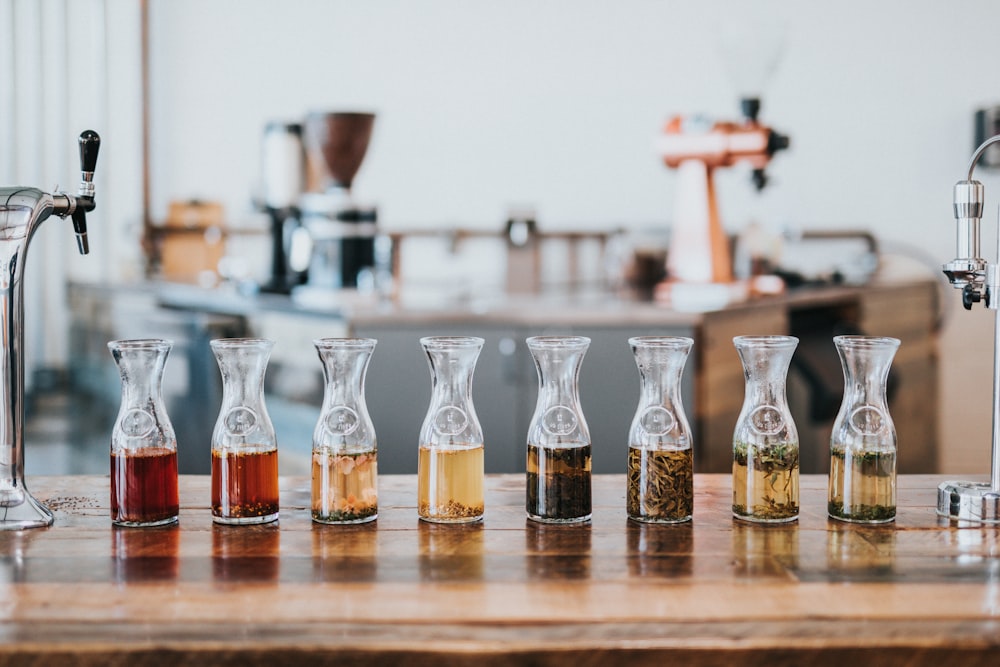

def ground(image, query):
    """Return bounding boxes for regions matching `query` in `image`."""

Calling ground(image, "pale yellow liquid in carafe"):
[418,444,484,522]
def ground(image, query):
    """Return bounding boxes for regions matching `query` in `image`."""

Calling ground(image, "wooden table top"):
[2,474,998,665]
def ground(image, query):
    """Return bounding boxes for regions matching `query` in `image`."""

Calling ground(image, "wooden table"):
[1,474,998,665]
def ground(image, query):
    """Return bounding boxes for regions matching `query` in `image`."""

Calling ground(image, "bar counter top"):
[3,474,998,665]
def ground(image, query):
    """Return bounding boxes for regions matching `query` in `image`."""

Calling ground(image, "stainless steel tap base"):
[936,480,1000,523]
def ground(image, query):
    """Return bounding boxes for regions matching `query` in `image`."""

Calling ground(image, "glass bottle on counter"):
[108,339,179,527]
[210,338,279,525]
[312,338,378,524]
[417,336,485,523]
[526,336,592,524]
[627,336,694,523]
[732,335,799,523]
[828,335,900,523]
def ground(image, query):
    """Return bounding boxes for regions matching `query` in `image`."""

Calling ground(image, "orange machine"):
[658,98,789,284]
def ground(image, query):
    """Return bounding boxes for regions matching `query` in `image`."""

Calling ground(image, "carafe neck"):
[631,337,690,407]
[420,336,484,445]
[110,339,170,405]
[527,336,591,445]
[212,338,273,407]
[734,335,797,408]
[835,335,900,408]
[316,338,375,408]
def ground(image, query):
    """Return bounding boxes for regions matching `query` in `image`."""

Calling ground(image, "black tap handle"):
[79,130,100,173]
[73,130,99,255]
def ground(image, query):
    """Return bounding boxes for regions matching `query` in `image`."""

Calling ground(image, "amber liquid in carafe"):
[212,448,279,521]
[111,447,179,525]
[732,442,799,522]
[627,446,693,523]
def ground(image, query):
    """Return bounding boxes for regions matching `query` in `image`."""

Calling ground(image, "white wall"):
[8,0,1000,472]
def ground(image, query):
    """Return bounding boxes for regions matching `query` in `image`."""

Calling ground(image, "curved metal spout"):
[966,135,1000,180]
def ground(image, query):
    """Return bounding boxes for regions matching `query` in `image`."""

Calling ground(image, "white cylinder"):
[262,123,304,209]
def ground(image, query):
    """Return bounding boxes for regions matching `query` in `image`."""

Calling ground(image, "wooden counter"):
[1,474,997,665]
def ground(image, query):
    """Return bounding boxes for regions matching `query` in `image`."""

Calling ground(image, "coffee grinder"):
[297,111,378,297]
[657,98,789,284]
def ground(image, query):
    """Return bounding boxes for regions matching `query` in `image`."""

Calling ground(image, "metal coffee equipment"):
[0,130,100,528]
[259,121,307,293]
[297,111,378,295]
[940,133,1000,522]
[657,98,789,284]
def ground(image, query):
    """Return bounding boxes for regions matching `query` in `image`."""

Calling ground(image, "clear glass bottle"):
[828,335,900,523]
[526,335,592,524]
[627,336,694,523]
[312,337,378,524]
[417,336,485,523]
[210,338,279,525]
[732,335,799,523]
[108,339,179,527]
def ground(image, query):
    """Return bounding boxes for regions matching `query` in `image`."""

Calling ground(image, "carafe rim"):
[314,337,377,350]
[420,336,484,349]
[210,337,275,350]
[629,335,693,350]
[107,338,173,351]
[526,335,591,350]
[733,334,798,349]
[833,335,901,349]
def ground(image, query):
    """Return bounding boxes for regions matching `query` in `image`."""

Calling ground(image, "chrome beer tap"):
[0,130,100,528]
[940,133,1000,522]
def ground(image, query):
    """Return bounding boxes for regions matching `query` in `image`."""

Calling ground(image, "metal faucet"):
[0,130,100,529]
[940,133,1000,522]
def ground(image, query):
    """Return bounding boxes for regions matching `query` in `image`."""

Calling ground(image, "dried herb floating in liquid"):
[627,447,693,522]
[527,443,592,522]
[732,440,799,522]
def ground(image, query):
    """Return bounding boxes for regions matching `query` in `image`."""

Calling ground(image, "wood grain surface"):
[0,474,997,666]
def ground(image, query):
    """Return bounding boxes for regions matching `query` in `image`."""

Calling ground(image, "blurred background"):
[2,0,999,476]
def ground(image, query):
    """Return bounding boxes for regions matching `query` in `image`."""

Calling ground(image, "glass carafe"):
[312,338,378,524]
[627,336,694,523]
[732,335,799,523]
[417,336,485,523]
[828,335,900,523]
[210,338,279,525]
[526,335,592,524]
[108,339,179,527]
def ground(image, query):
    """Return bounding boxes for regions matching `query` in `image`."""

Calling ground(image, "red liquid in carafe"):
[212,448,280,519]
[111,447,179,525]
